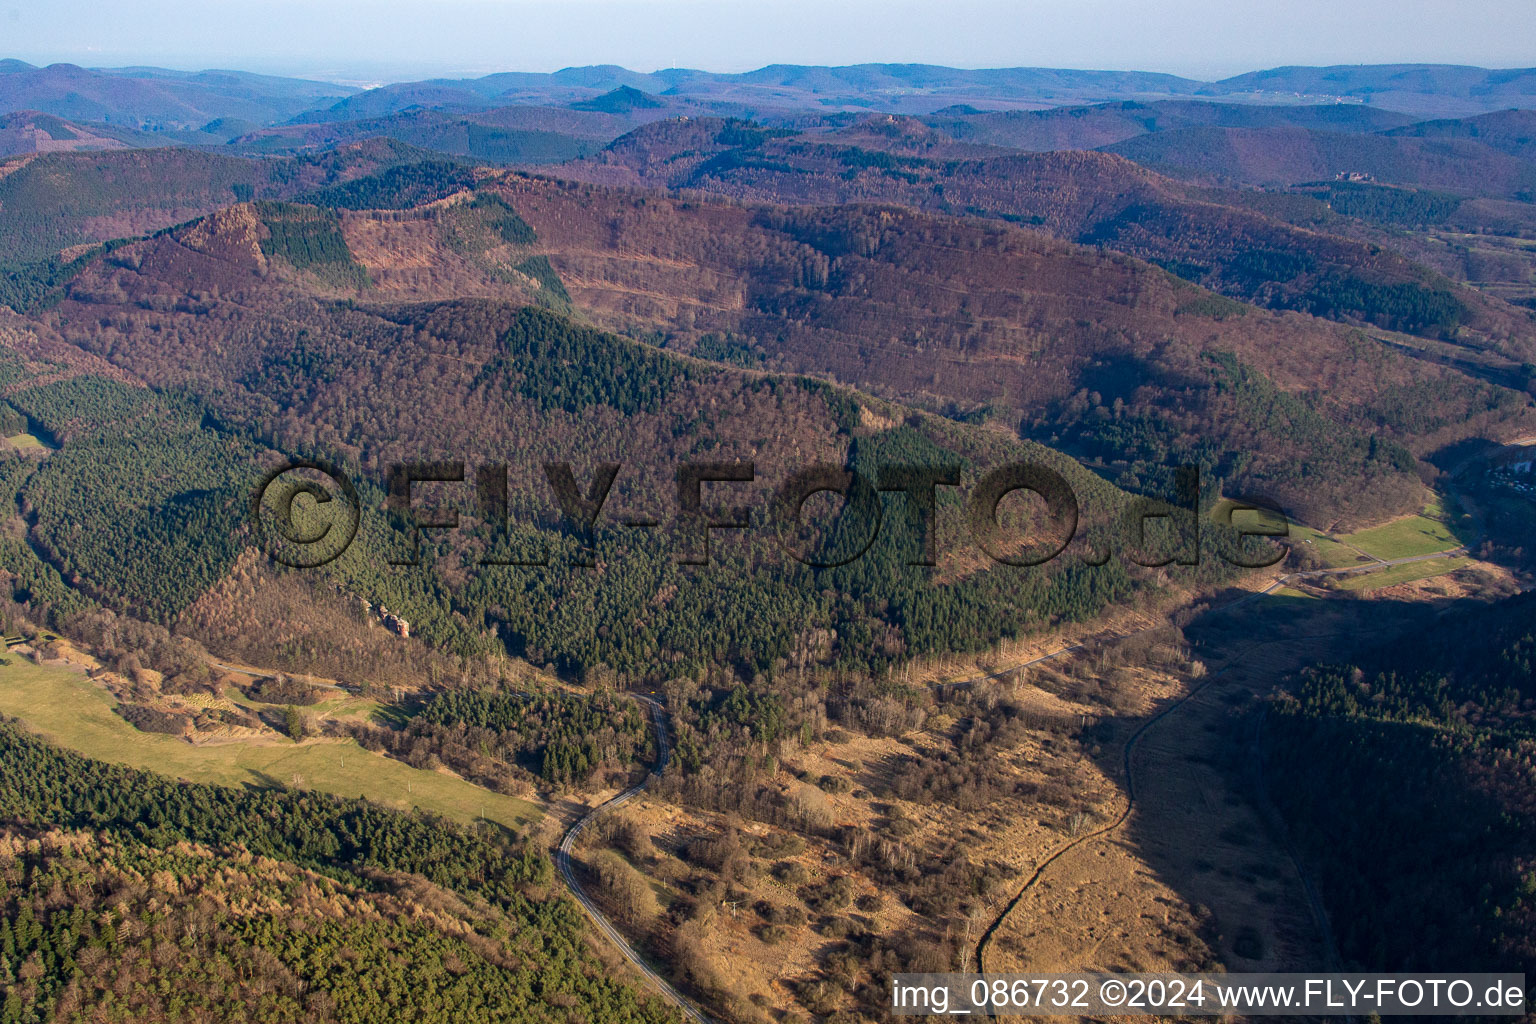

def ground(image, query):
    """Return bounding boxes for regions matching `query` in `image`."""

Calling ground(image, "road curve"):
[555,694,715,1024]
[199,663,708,1018]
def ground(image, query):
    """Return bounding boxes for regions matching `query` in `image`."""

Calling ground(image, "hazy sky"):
[6,0,1535,84]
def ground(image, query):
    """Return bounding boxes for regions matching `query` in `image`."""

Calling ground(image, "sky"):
[5,0,1536,85]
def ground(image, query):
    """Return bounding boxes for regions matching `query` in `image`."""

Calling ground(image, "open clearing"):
[1338,513,1460,561]
[1334,557,1472,592]
[2,433,46,451]
[1291,500,1462,567]
[1287,525,1373,568]
[0,659,540,827]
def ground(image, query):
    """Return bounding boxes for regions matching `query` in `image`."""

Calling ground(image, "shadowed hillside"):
[1266,588,1536,972]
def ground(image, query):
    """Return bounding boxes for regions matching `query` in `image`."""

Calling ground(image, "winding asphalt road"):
[201,659,711,1019]
[555,694,716,1024]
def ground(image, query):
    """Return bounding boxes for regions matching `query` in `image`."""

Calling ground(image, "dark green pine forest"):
[0,720,679,1024]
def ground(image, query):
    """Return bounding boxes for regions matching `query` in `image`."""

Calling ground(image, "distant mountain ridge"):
[1218,64,1536,117]
[308,62,1536,121]
[1103,124,1536,196]
[0,60,355,129]
[3,59,1535,133]
[921,99,1420,152]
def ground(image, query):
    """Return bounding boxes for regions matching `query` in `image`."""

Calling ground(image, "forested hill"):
[0,718,680,1024]
[0,140,453,264]
[0,192,1242,687]
[0,153,1527,685]
[4,145,1532,533]
[1102,124,1536,196]
[1265,590,1536,974]
[475,167,1532,525]
[552,118,1535,355]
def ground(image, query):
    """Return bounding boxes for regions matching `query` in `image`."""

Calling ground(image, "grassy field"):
[1334,557,1471,592]
[1271,585,1320,600]
[3,433,46,451]
[1292,498,1462,565]
[1287,524,1375,568]
[1341,514,1461,561]
[222,680,384,724]
[0,660,541,828]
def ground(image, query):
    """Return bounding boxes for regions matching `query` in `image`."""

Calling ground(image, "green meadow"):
[1287,524,1374,568]
[0,659,540,828]
[1292,497,1462,565]
[1339,513,1461,561]
[1334,557,1472,592]
[3,432,46,451]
